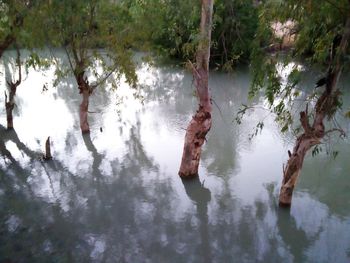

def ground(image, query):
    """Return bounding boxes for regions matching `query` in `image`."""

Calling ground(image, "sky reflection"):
[0,49,350,262]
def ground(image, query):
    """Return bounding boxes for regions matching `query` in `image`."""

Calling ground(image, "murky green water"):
[0,50,349,262]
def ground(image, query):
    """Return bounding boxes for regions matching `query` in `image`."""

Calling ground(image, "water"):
[0,49,349,262]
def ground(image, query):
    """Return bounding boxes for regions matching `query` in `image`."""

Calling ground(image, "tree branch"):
[300,104,311,133]
[90,63,120,90]
[14,43,22,86]
[187,60,201,80]
[64,46,75,76]
[324,128,346,137]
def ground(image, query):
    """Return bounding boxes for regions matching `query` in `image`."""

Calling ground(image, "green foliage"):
[248,121,264,140]
[312,145,322,157]
[125,0,200,61]
[0,1,47,50]
[248,0,350,134]
[44,0,138,88]
[212,0,258,69]
[125,0,258,69]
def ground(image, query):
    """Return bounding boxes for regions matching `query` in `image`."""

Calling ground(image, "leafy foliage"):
[212,0,258,70]
[248,0,350,134]
[125,0,258,69]
[43,0,138,88]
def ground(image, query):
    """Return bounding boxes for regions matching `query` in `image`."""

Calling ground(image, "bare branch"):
[324,128,346,137]
[187,60,200,80]
[14,43,21,86]
[90,63,120,90]
[64,46,75,75]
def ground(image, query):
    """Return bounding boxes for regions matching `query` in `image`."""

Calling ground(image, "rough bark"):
[279,16,350,207]
[4,46,21,130]
[77,73,92,134]
[178,0,214,178]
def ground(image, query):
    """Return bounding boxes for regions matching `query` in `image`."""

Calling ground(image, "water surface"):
[0,50,349,262]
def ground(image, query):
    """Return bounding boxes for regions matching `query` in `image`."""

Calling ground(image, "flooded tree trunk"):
[178,0,214,178]
[5,92,15,130]
[43,136,52,160]
[4,46,21,130]
[279,17,350,206]
[79,88,91,134]
[76,72,92,134]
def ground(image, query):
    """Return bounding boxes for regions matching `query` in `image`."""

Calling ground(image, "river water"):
[0,50,349,262]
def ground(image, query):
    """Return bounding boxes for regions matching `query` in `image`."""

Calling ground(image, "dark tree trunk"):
[43,136,52,160]
[0,34,15,59]
[279,16,350,206]
[4,46,21,130]
[5,92,15,130]
[178,0,214,178]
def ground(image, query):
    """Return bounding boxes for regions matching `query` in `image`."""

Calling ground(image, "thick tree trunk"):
[279,16,350,206]
[178,0,214,178]
[79,87,91,134]
[76,72,92,134]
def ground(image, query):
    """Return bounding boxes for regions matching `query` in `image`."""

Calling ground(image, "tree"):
[4,45,21,130]
[1,0,44,130]
[178,0,214,178]
[248,0,350,206]
[211,0,258,70]
[279,16,350,206]
[0,0,40,58]
[125,0,258,70]
[46,0,137,133]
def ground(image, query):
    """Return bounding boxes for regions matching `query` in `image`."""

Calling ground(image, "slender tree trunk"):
[5,91,15,130]
[178,0,214,178]
[279,16,350,206]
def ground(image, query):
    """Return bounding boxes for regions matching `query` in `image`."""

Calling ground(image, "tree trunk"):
[178,0,214,178]
[43,136,52,160]
[5,92,15,130]
[4,46,21,130]
[0,34,15,59]
[79,87,91,134]
[279,16,350,207]
[76,72,91,134]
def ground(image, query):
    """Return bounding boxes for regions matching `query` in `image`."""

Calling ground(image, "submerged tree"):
[4,45,21,130]
[279,17,350,206]
[248,0,350,206]
[1,0,47,130]
[46,0,137,133]
[178,0,214,178]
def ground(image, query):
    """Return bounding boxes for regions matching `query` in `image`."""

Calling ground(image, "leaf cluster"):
[248,0,350,133]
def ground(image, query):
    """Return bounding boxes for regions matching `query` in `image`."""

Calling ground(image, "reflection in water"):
[182,177,211,263]
[0,50,350,262]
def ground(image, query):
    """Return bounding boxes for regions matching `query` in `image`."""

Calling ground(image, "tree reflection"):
[182,177,212,263]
